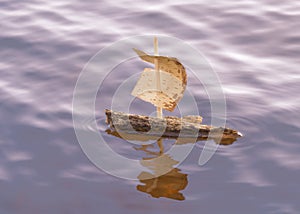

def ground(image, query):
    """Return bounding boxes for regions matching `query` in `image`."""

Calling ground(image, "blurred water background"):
[0,0,300,213]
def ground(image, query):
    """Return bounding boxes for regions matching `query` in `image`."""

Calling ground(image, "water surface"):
[1,0,300,213]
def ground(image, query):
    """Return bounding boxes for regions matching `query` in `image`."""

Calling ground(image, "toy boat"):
[105,37,242,144]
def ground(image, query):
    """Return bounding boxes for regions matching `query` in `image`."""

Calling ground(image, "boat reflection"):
[105,129,238,201]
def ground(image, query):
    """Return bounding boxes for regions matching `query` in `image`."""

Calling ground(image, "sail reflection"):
[137,167,188,201]
[135,142,188,201]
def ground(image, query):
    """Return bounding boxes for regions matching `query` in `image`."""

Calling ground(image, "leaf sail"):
[131,49,187,111]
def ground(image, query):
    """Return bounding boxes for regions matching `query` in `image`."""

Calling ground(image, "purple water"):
[1,0,300,213]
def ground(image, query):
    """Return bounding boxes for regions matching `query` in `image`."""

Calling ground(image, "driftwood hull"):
[105,109,242,145]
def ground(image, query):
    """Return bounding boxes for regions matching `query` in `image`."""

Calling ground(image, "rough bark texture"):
[105,109,242,144]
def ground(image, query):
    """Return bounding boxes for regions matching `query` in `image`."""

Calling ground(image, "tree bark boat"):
[105,109,242,145]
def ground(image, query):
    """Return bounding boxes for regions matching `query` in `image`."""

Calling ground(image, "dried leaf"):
[132,49,187,111]
[132,68,185,111]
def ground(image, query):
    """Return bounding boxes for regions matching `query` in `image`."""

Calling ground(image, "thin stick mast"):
[154,37,163,118]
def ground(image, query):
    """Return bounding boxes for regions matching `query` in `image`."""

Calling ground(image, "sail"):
[131,49,187,111]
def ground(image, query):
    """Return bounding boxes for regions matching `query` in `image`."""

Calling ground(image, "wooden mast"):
[154,37,163,119]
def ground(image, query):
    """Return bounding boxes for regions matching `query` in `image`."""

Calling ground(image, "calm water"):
[1,0,300,213]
